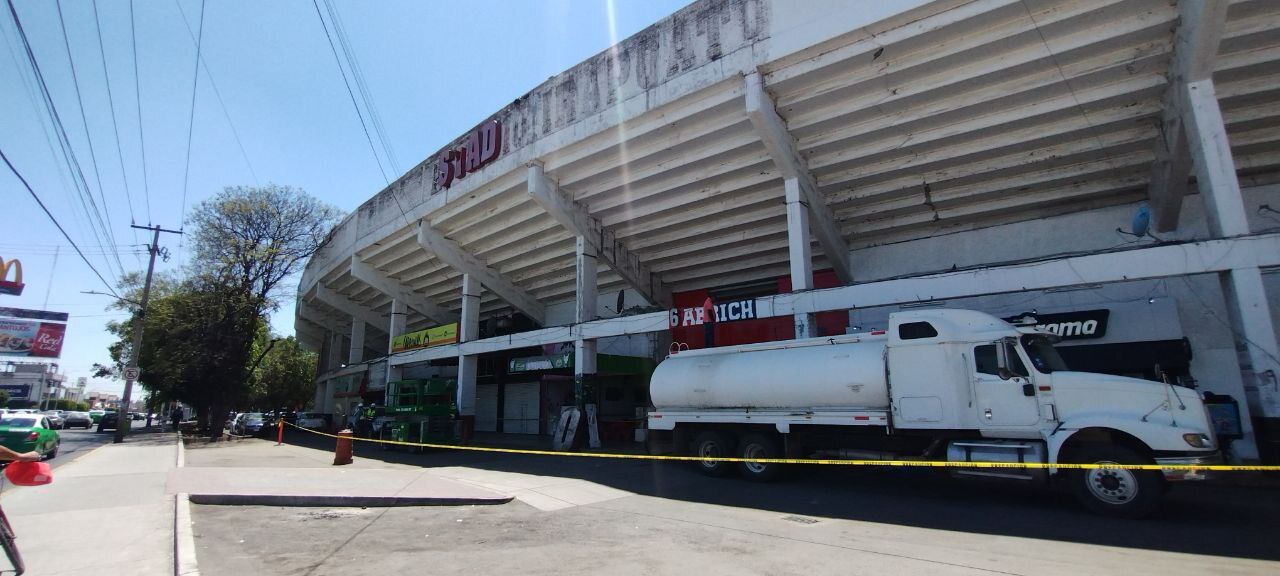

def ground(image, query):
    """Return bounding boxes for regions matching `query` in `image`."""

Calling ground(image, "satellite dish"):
[1132,203,1151,237]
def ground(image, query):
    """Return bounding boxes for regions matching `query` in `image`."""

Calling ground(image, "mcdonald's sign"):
[0,257,22,296]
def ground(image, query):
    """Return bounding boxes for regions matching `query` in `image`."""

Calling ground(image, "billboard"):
[0,317,66,358]
[391,323,458,353]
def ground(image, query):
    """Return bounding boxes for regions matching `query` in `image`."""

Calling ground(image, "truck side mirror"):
[994,340,1015,381]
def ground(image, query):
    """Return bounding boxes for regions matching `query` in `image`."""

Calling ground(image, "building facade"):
[297,0,1280,460]
[0,361,65,408]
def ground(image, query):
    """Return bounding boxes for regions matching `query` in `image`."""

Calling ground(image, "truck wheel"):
[1070,445,1162,518]
[693,431,735,477]
[737,433,784,482]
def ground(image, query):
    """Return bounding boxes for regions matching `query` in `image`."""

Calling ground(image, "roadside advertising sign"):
[391,323,459,353]
[0,317,65,358]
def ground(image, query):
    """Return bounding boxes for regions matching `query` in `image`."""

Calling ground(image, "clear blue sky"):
[1,0,689,396]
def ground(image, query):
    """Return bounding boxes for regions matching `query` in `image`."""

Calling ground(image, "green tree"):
[247,336,318,410]
[186,185,340,436]
[0,390,8,408]
[97,185,338,437]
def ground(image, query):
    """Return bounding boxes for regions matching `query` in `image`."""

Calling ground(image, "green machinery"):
[380,378,458,448]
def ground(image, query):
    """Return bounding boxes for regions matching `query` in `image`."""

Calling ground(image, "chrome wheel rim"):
[698,441,721,469]
[742,443,768,474]
[1085,461,1138,505]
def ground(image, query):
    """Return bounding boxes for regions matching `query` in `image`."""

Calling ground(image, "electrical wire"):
[55,0,126,278]
[179,0,206,230]
[2,147,120,298]
[129,0,151,225]
[310,0,389,185]
[0,12,86,236]
[91,0,139,229]
[7,0,121,285]
[172,0,258,186]
[323,0,399,174]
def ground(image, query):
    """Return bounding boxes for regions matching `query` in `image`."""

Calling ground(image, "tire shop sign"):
[669,298,758,328]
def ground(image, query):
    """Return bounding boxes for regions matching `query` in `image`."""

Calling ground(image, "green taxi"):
[0,413,60,459]
[89,409,106,423]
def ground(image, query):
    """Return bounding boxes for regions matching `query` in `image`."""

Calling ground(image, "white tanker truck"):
[647,309,1220,517]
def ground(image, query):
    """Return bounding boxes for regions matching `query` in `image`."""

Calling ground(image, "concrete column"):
[575,235,598,380]
[456,274,481,418]
[322,378,336,415]
[385,300,406,387]
[1184,78,1280,428]
[1220,269,1280,419]
[348,318,365,365]
[1184,80,1250,238]
[785,177,817,338]
[327,331,344,371]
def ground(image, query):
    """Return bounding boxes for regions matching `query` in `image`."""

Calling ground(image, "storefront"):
[471,345,653,443]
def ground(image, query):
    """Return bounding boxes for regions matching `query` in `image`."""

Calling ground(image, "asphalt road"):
[188,432,1278,575]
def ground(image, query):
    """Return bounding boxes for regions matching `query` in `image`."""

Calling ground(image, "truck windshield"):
[1021,336,1069,373]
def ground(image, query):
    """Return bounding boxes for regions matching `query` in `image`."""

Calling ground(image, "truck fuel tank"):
[650,334,891,410]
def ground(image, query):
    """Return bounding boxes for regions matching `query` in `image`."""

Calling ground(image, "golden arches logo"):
[0,257,24,296]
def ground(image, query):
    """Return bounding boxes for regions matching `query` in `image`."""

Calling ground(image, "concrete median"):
[167,466,513,507]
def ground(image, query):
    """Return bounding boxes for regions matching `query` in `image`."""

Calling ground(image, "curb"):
[185,494,514,507]
[174,433,200,576]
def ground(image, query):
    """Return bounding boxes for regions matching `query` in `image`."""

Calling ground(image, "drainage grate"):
[781,515,820,525]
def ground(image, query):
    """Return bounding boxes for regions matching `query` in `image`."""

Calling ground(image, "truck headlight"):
[1183,433,1212,448]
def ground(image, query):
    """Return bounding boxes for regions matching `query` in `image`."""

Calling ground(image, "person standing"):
[701,296,716,348]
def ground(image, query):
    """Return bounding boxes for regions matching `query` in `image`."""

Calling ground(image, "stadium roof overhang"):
[297,0,1280,344]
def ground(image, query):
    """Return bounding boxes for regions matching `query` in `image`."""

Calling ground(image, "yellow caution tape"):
[281,422,1280,472]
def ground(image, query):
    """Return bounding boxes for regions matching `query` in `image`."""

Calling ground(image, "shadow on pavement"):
[279,429,1276,562]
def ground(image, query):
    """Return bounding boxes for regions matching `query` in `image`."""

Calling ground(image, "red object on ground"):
[333,430,354,465]
[276,419,284,445]
[5,461,52,486]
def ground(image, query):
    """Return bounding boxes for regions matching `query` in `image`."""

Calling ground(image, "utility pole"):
[117,224,182,444]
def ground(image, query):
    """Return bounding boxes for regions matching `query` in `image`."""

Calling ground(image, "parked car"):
[40,411,66,429]
[63,411,93,429]
[232,412,266,436]
[295,412,329,430]
[0,414,60,459]
[96,411,120,433]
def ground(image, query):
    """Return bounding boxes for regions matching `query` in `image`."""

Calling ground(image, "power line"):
[55,0,126,278]
[0,12,86,236]
[324,0,399,174]
[2,147,120,298]
[310,0,389,184]
[91,0,139,228]
[7,0,122,285]
[129,0,151,225]
[179,0,206,230]
[172,0,258,186]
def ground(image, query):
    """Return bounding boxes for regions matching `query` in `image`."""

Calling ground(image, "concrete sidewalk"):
[188,436,637,513]
[172,439,510,507]
[2,432,178,576]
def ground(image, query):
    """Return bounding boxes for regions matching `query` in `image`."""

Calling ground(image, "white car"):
[295,413,329,430]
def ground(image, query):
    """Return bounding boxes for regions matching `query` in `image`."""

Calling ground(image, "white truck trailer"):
[647,309,1220,517]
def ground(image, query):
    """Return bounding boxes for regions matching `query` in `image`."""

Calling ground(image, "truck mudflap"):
[1154,451,1222,481]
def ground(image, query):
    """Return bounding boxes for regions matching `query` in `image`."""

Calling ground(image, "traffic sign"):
[123,367,140,381]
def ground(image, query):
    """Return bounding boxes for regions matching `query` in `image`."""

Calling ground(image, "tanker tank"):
[649,334,890,410]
